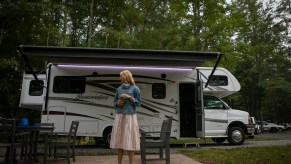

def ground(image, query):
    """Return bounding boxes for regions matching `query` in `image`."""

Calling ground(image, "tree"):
[0,0,47,118]
[228,0,291,122]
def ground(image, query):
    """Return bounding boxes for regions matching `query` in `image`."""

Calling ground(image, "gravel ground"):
[256,131,291,140]
[181,131,291,150]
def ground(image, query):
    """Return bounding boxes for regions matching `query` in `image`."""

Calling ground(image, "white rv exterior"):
[19,74,46,110]
[18,46,255,145]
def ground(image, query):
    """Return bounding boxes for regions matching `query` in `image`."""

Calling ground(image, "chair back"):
[0,118,16,133]
[159,116,173,141]
[0,118,16,144]
[68,121,79,143]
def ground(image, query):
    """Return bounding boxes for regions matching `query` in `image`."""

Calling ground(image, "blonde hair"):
[120,70,135,85]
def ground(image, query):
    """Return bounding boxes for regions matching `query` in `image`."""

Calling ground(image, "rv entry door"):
[195,80,205,138]
[179,83,196,138]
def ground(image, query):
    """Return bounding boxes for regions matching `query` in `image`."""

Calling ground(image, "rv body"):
[19,73,46,110]
[20,64,254,145]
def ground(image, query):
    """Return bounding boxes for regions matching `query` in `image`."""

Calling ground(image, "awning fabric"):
[17,45,222,68]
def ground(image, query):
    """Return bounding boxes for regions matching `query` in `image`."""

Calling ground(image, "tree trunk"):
[192,0,201,51]
[46,30,50,46]
[87,0,94,47]
[62,0,68,46]
[0,28,6,47]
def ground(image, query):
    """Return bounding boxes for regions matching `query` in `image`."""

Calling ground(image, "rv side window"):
[29,80,44,96]
[152,83,166,99]
[53,76,85,93]
[209,75,228,86]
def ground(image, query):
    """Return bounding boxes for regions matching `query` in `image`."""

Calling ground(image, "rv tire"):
[227,126,245,145]
[103,127,112,147]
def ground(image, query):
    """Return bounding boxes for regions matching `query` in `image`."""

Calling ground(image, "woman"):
[110,70,141,164]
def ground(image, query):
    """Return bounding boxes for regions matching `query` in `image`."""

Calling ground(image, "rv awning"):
[17,45,222,68]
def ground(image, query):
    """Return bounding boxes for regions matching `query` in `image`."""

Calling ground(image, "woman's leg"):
[118,149,124,164]
[128,151,135,164]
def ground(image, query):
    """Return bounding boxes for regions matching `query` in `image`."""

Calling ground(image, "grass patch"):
[180,145,291,164]
[170,138,213,144]
[170,136,278,145]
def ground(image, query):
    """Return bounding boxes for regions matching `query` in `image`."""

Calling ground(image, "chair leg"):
[20,144,24,160]
[49,145,51,157]
[5,147,12,164]
[159,148,163,159]
[165,145,170,164]
[67,143,70,164]
[9,147,14,164]
[24,138,29,162]
[72,144,76,162]
[141,147,146,164]
[21,134,29,162]
[54,146,57,159]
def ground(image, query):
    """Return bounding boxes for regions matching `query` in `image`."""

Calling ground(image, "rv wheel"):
[103,128,112,147]
[227,126,245,145]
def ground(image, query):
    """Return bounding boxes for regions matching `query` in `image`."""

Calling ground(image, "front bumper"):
[246,124,255,136]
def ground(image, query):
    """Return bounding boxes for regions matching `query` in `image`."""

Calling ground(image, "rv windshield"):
[204,95,230,109]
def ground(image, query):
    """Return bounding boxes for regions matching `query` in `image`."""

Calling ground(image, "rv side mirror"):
[219,104,224,109]
[227,99,234,108]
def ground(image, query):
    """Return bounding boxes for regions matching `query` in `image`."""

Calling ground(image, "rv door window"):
[53,76,85,93]
[152,83,166,99]
[29,80,44,96]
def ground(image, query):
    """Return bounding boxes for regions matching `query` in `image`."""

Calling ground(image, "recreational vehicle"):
[18,46,254,146]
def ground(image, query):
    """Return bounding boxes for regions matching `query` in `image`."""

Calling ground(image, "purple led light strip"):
[57,64,193,71]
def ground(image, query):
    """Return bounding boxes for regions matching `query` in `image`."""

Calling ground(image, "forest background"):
[0,0,290,124]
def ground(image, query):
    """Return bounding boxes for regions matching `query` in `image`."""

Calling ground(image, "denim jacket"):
[114,83,141,114]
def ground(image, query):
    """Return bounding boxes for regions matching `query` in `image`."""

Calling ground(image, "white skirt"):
[110,114,140,151]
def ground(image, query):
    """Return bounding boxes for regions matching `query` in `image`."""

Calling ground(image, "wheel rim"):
[231,130,242,142]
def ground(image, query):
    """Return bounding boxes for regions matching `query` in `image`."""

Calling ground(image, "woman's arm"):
[132,86,141,107]
[113,91,119,107]
[120,86,141,107]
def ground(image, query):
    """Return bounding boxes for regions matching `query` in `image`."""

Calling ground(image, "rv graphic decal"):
[76,94,109,100]
[142,100,177,114]
[42,110,107,120]
[47,96,175,119]
[91,92,114,97]
[205,118,228,123]
[145,99,178,109]
[48,97,114,109]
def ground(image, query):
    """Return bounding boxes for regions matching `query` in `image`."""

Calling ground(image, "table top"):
[17,126,54,132]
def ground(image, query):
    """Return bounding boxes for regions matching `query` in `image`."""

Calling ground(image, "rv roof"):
[17,45,222,68]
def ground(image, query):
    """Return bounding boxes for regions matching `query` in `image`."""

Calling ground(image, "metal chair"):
[140,116,173,164]
[0,118,29,164]
[48,121,79,164]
